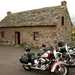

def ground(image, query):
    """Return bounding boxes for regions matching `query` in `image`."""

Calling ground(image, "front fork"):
[51,61,63,72]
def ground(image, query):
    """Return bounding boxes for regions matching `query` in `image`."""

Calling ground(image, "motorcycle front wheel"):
[55,65,69,75]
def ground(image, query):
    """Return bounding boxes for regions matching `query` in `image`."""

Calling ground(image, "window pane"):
[61,16,64,25]
[33,32,39,40]
[1,31,4,38]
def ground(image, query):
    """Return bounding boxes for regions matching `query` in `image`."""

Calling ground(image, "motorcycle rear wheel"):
[65,55,75,66]
[22,64,31,71]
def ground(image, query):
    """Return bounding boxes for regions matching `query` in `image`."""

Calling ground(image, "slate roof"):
[0,5,66,27]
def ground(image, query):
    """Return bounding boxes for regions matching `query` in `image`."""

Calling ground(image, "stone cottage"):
[0,1,72,47]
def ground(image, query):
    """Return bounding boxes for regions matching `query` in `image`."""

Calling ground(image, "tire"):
[55,65,69,75]
[69,55,75,66]
[22,65,31,71]
[65,55,75,66]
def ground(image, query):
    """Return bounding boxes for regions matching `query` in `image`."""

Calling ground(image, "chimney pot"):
[61,1,67,6]
[7,11,11,16]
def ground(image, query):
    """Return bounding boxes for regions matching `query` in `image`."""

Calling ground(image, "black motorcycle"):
[59,46,75,66]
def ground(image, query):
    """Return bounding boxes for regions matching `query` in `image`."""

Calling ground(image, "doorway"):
[15,32,20,44]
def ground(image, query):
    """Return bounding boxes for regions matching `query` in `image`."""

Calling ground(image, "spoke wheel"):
[22,65,31,71]
[55,65,68,75]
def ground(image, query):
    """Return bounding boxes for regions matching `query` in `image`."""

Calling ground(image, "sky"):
[0,0,75,24]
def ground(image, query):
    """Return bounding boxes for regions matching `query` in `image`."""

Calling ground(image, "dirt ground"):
[0,46,75,75]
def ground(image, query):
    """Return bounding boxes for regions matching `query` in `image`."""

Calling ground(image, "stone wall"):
[0,26,57,47]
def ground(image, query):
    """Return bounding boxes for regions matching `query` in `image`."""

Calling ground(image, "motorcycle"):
[19,49,68,75]
[59,44,75,66]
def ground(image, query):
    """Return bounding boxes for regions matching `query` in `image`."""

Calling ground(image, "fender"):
[51,61,64,72]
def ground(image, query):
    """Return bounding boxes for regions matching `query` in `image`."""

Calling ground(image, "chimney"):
[61,1,67,6]
[7,11,11,16]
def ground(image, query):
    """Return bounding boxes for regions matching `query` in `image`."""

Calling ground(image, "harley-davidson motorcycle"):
[19,48,68,75]
[58,44,75,66]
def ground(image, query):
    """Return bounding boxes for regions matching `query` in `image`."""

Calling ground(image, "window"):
[61,16,64,25]
[33,32,39,40]
[1,31,4,38]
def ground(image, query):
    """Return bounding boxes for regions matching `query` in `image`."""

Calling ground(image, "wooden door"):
[15,32,20,44]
